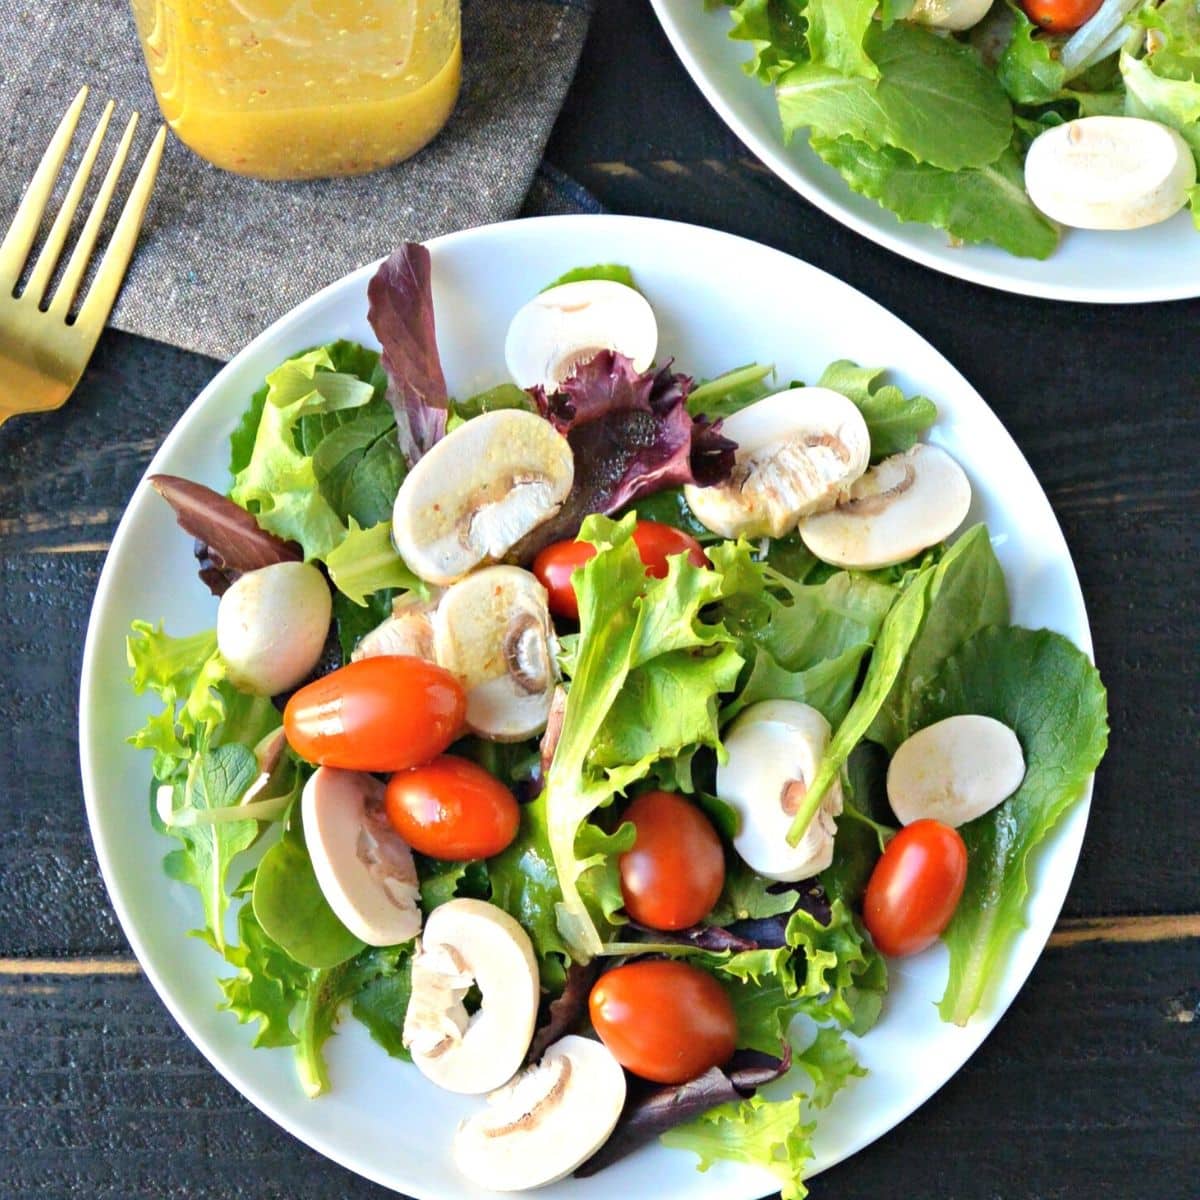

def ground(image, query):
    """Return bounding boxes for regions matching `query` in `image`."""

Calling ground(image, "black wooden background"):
[1,1,1197,1197]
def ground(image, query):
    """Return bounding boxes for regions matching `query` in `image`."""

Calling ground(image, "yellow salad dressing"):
[130,0,461,179]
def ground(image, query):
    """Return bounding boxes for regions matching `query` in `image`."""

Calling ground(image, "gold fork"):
[0,86,166,429]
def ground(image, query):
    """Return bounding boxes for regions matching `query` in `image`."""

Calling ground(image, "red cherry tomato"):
[589,960,737,1084]
[1020,0,1101,33]
[283,656,465,772]
[619,791,725,930]
[532,521,708,620]
[863,820,968,958]
[385,755,519,860]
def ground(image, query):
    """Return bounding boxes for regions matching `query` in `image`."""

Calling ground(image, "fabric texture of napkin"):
[0,0,593,360]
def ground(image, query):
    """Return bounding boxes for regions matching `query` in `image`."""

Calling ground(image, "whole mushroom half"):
[403,898,540,1095]
[392,409,574,586]
[888,714,1026,828]
[718,700,844,881]
[504,279,658,393]
[799,442,971,569]
[216,561,332,696]
[683,387,870,539]
[454,1035,627,1191]
[434,566,559,741]
[350,591,439,662]
[302,767,422,946]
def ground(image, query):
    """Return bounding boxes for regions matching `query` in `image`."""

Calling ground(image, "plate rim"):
[79,212,1096,1199]
[648,0,1200,305]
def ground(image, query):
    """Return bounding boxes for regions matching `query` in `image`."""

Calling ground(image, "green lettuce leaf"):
[785,559,933,844]
[815,360,937,459]
[230,346,376,560]
[810,136,1060,259]
[868,524,1009,752]
[1138,0,1200,81]
[777,23,1013,171]
[997,5,1067,105]
[707,860,800,925]
[310,393,406,529]
[542,263,637,291]
[324,519,424,606]
[907,627,1108,1025]
[252,833,365,971]
[724,0,811,84]
[452,382,536,423]
[687,361,777,418]
[1122,50,1200,155]
[806,0,880,80]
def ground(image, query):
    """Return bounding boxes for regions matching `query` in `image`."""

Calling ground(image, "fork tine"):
[73,124,166,335]
[46,111,140,320]
[23,101,116,307]
[0,86,90,289]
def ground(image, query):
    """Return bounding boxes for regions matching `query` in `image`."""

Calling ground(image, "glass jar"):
[129,0,461,180]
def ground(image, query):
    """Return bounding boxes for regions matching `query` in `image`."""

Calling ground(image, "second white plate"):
[651,0,1200,304]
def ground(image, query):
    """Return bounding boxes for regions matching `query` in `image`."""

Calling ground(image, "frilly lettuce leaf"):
[544,514,745,961]
[724,0,810,84]
[324,519,424,606]
[805,0,880,80]
[815,360,937,460]
[1121,50,1200,156]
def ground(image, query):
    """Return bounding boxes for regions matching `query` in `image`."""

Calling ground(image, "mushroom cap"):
[392,409,574,586]
[404,898,540,1095]
[888,714,1026,828]
[683,387,871,538]
[216,561,332,696]
[909,0,992,30]
[798,442,971,570]
[718,699,844,882]
[302,767,421,947]
[1025,116,1196,231]
[505,279,658,392]
[350,591,439,662]
[433,566,559,742]
[454,1036,627,1191]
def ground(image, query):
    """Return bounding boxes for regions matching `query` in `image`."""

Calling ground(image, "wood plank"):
[0,938,1192,1198]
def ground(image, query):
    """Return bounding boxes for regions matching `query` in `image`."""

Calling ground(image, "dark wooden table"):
[1,2,1196,1197]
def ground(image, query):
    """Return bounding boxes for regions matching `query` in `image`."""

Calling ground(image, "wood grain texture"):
[0,938,1193,1199]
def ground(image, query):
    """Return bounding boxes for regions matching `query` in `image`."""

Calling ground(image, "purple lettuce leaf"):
[512,352,736,559]
[366,243,450,466]
[150,475,301,597]
[527,960,600,1064]
[575,1043,792,1178]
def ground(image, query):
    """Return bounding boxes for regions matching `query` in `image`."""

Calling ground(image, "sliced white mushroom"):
[454,1036,627,1191]
[392,409,574,586]
[404,898,540,1095]
[683,387,870,539]
[910,0,994,31]
[433,566,559,741]
[350,591,440,662]
[302,767,421,947]
[718,700,844,881]
[799,443,971,570]
[1025,116,1196,231]
[505,279,658,392]
[216,561,331,696]
[888,714,1025,828]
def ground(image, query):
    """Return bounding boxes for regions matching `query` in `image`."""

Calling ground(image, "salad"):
[126,243,1108,1195]
[707,0,1200,257]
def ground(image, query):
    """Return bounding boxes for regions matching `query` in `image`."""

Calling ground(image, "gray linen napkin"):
[0,0,593,360]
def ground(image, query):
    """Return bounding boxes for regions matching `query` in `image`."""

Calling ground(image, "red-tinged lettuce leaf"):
[527,960,600,1064]
[575,1044,792,1179]
[366,243,449,466]
[150,474,301,597]
[513,352,736,557]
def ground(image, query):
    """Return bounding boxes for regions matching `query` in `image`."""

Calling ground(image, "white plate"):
[80,214,1094,1199]
[650,0,1200,304]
